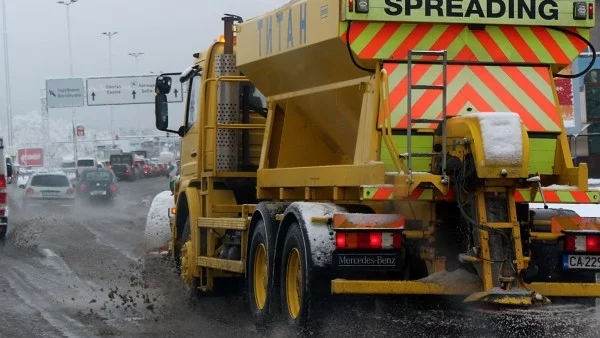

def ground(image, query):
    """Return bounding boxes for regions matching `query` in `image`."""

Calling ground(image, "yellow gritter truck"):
[153,0,600,329]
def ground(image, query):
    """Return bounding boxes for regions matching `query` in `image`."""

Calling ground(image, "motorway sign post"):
[86,75,184,106]
[45,78,85,108]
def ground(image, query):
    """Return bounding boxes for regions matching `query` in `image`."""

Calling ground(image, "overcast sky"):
[0,0,285,136]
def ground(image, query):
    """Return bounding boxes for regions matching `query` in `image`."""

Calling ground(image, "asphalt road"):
[0,178,599,338]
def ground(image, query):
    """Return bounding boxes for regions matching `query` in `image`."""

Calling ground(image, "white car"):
[21,172,76,210]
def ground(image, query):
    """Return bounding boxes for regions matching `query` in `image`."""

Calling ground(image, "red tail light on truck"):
[564,232,600,254]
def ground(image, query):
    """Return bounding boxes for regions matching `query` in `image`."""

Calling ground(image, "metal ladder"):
[406,50,448,184]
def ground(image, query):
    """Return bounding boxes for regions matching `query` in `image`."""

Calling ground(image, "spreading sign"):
[18,148,44,167]
[344,0,594,27]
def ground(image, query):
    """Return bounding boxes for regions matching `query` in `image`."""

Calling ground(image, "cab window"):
[186,73,201,130]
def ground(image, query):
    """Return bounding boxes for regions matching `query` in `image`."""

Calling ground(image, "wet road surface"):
[1,178,599,338]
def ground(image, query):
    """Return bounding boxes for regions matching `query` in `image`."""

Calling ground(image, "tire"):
[280,222,313,328]
[177,218,202,303]
[247,219,273,326]
[174,217,191,271]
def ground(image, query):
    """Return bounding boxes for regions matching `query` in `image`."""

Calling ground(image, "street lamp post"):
[128,52,144,74]
[57,0,79,162]
[2,0,13,146]
[102,31,118,147]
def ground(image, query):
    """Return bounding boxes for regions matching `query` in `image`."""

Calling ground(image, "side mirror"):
[155,93,169,131]
[155,75,172,131]
[156,76,172,94]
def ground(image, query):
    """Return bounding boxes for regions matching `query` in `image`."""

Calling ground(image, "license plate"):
[90,191,107,196]
[42,192,58,197]
[332,252,402,271]
[562,254,600,270]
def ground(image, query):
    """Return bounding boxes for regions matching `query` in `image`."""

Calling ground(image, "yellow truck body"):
[153,0,600,328]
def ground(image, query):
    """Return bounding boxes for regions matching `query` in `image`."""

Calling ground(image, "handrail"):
[204,124,266,130]
[379,69,403,173]
[204,75,265,175]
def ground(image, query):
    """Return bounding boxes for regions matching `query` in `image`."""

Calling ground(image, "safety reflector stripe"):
[515,190,600,204]
[361,185,436,201]
[551,216,600,233]
[380,64,560,132]
[340,23,588,65]
[362,186,599,204]
[333,213,405,229]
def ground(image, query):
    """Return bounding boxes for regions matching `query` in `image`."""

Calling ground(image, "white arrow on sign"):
[86,75,183,106]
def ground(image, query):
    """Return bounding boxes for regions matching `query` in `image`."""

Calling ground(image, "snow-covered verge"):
[10,111,112,168]
[144,191,174,253]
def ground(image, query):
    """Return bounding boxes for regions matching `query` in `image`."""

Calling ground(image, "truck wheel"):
[178,218,202,303]
[280,222,312,328]
[174,218,191,272]
[248,220,273,326]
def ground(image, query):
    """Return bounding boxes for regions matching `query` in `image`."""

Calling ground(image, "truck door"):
[180,73,202,179]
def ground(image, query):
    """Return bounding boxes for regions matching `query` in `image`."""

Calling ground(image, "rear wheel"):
[247,220,273,326]
[280,222,313,328]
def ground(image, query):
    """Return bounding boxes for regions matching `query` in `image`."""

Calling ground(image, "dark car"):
[77,168,119,201]
[109,153,139,181]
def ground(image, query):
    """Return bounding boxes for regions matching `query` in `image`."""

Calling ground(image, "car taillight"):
[0,175,7,209]
[26,187,35,195]
[110,184,117,191]
[335,232,402,250]
[125,169,130,174]
[67,188,74,195]
[565,233,600,253]
[80,185,87,191]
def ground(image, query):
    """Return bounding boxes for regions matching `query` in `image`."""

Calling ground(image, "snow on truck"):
[152,0,600,328]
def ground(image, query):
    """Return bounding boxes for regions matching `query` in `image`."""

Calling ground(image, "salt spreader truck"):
[153,0,600,328]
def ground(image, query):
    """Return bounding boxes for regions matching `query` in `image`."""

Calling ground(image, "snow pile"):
[144,191,174,252]
[419,269,480,283]
[7,215,61,248]
[466,112,523,166]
